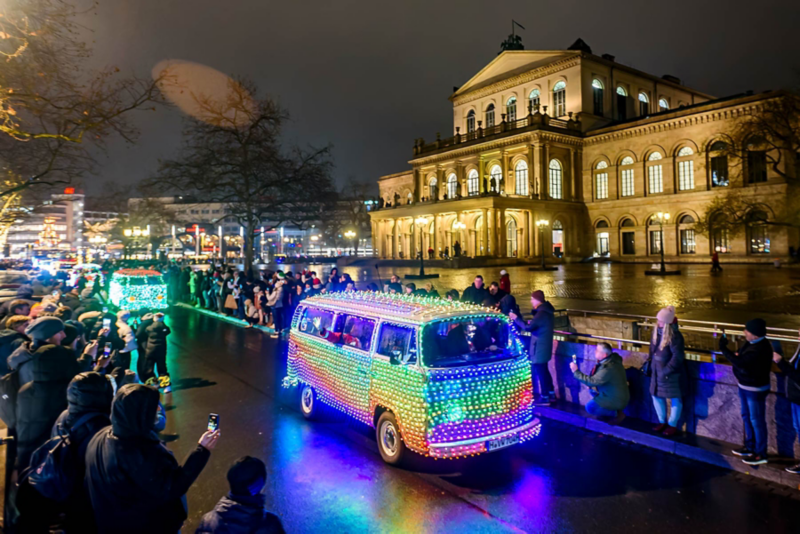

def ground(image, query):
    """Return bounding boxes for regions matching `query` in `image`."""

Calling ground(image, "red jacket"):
[499,274,511,293]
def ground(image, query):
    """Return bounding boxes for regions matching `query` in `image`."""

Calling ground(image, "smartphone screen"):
[102,307,108,313]
[103,342,112,357]
[572,355,577,363]
[102,318,111,329]
[207,413,220,432]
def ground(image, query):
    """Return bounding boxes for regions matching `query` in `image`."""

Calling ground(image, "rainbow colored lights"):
[109,269,168,311]
[284,292,540,459]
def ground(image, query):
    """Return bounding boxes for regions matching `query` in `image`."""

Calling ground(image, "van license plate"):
[487,434,519,451]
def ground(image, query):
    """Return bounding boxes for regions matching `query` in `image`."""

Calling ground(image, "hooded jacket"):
[196,493,286,534]
[719,336,773,390]
[573,353,631,411]
[86,384,211,534]
[15,344,93,469]
[145,321,171,359]
[513,301,555,364]
[8,341,37,388]
[136,314,154,354]
[499,273,511,293]
[0,330,28,376]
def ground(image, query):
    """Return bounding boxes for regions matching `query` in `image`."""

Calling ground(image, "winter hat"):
[227,456,267,496]
[313,278,321,285]
[65,319,85,338]
[62,324,79,346]
[5,315,31,331]
[276,272,286,279]
[80,288,93,299]
[117,310,131,322]
[25,316,65,341]
[500,269,508,275]
[656,306,676,325]
[745,318,767,338]
[531,290,546,303]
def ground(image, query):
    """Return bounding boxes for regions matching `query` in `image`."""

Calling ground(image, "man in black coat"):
[85,384,220,534]
[196,456,285,534]
[719,318,773,466]
[142,313,171,391]
[461,275,491,305]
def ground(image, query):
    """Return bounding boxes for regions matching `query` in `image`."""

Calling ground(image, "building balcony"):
[412,111,583,159]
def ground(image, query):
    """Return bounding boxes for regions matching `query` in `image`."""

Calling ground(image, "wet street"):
[163,306,800,533]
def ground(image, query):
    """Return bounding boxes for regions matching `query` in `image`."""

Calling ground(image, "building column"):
[371,221,379,257]
[527,211,535,257]
[468,229,476,257]
[522,213,530,257]
[542,143,550,199]
[498,208,507,257]
[433,215,440,257]
[392,219,399,259]
[501,151,510,194]
[568,147,576,201]
[457,162,465,198]
[529,143,538,197]
[487,208,497,256]
[479,157,486,194]
[456,211,464,255]
[480,208,489,256]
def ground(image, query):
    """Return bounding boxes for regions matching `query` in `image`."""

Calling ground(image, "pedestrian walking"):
[509,290,555,405]
[142,313,172,392]
[85,384,220,534]
[719,318,773,465]
[196,456,285,534]
[711,251,723,272]
[648,306,687,436]
[499,269,511,293]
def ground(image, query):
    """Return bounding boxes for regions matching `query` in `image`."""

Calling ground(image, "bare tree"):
[319,177,376,254]
[694,91,800,238]
[144,78,335,270]
[0,0,165,236]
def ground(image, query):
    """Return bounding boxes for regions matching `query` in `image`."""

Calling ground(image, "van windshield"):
[421,316,519,368]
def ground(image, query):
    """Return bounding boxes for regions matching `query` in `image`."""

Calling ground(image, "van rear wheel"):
[376,412,406,465]
[300,385,317,420]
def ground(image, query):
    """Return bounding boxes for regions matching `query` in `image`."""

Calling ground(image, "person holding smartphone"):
[719,319,773,465]
[85,384,220,533]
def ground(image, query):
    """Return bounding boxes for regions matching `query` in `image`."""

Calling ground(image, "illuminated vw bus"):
[283,292,540,464]
[109,269,168,311]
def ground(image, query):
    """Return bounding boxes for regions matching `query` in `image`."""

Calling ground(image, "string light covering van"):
[109,269,167,311]
[283,292,540,464]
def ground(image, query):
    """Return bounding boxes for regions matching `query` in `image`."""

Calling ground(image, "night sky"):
[82,0,800,195]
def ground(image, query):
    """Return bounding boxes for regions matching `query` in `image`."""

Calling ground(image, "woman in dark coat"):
[85,384,220,534]
[649,306,687,436]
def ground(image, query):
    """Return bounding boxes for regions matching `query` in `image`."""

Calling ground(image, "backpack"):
[0,369,20,428]
[20,412,101,502]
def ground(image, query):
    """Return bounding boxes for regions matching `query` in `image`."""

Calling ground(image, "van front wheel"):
[300,385,317,420]
[376,412,406,465]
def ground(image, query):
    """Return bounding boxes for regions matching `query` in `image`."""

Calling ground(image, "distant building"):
[5,189,88,255]
[370,39,796,262]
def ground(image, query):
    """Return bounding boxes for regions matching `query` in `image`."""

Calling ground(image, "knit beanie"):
[656,306,676,325]
[25,316,65,341]
[531,290,546,303]
[227,456,267,496]
[745,318,767,338]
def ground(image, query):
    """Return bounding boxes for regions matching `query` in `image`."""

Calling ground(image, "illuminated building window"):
[467,169,479,196]
[548,159,563,199]
[485,104,495,128]
[515,160,528,195]
[506,96,517,122]
[529,88,540,111]
[552,81,566,116]
[466,110,476,133]
[592,79,604,116]
[639,92,649,116]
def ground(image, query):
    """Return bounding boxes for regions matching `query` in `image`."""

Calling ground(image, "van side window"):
[333,314,376,351]
[299,307,335,339]
[377,324,417,364]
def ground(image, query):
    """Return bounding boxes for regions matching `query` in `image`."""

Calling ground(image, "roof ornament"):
[499,20,525,54]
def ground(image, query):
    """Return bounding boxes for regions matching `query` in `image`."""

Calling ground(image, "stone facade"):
[371,46,797,262]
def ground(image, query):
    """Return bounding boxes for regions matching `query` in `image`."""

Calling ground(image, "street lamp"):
[413,217,429,275]
[536,219,549,269]
[453,220,466,257]
[344,230,356,256]
[656,211,670,274]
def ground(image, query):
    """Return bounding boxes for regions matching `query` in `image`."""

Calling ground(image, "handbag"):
[224,294,237,310]
[641,358,652,377]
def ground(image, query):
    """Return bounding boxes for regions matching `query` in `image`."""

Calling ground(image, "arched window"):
[595,161,609,200]
[710,141,729,187]
[506,218,517,257]
[515,160,529,196]
[616,86,628,121]
[638,92,649,116]
[620,218,635,227]
[428,177,437,200]
[529,89,540,111]
[446,173,458,198]
[677,147,695,191]
[679,214,695,224]
[466,110,476,133]
[489,165,502,193]
[620,218,635,254]
[485,104,495,128]
[620,156,635,197]
[746,137,768,184]
[467,169,479,196]
[748,210,770,254]
[658,98,669,111]
[552,220,564,256]
[647,152,663,194]
[592,79,604,116]
[595,220,609,228]
[506,96,517,122]
[553,81,566,117]
[548,159,563,199]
